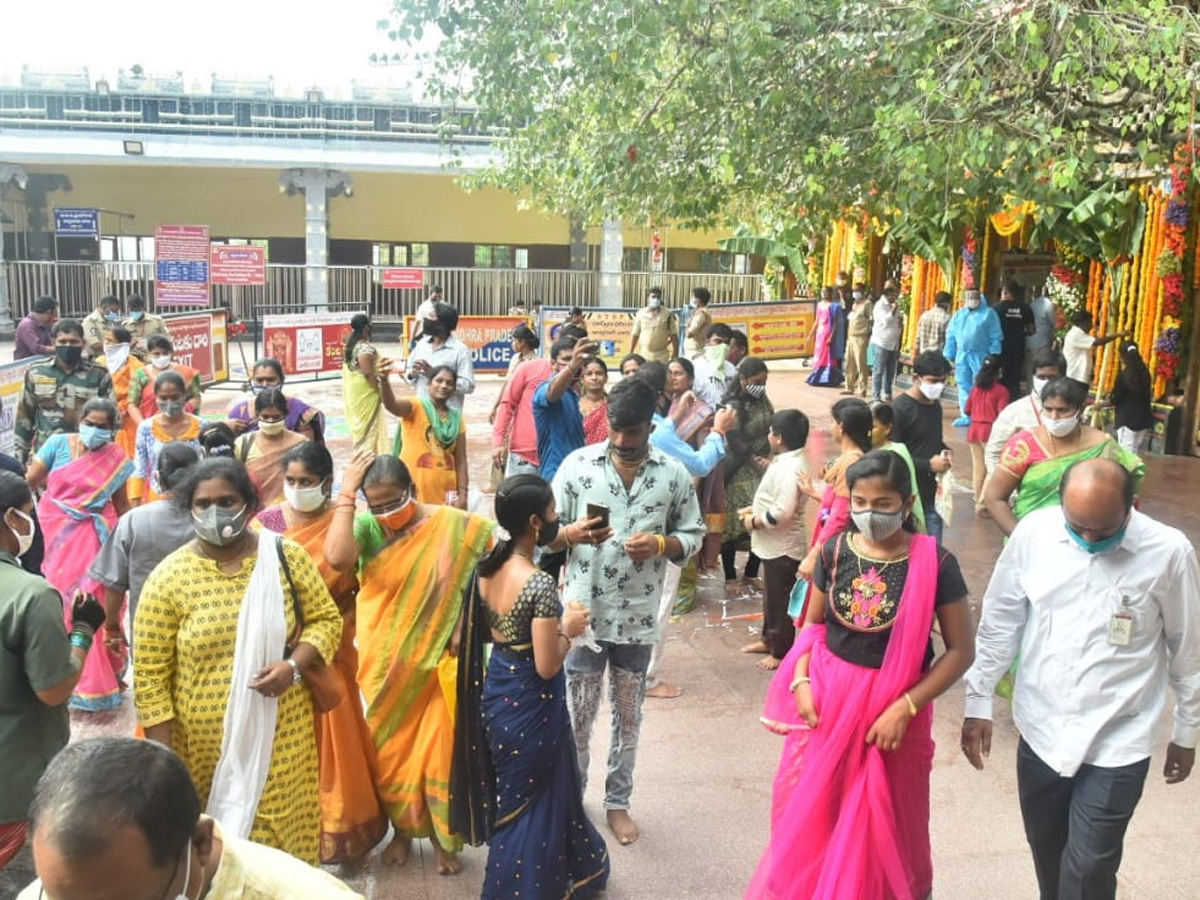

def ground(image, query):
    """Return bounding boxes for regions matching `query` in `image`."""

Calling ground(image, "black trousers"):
[720,542,760,581]
[1016,739,1149,900]
[761,555,799,658]
[1000,352,1025,399]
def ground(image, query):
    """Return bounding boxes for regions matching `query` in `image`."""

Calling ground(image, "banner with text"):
[210,246,266,286]
[262,311,365,377]
[163,309,229,384]
[403,315,528,374]
[0,357,41,456]
[706,300,817,360]
[539,306,638,369]
[155,225,211,306]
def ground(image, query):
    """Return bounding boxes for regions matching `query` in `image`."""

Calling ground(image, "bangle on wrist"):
[903,691,919,717]
[789,675,811,692]
[69,631,93,652]
[286,657,303,685]
[563,527,574,549]
[104,622,122,632]
[655,534,667,557]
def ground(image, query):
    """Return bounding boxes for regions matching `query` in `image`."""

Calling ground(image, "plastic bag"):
[935,468,955,529]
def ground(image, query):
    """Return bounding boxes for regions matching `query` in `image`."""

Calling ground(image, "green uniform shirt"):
[13,359,113,462]
[0,552,73,823]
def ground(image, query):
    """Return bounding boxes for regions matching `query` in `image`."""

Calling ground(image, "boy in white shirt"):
[738,409,810,670]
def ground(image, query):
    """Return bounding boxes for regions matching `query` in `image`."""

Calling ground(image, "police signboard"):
[53,208,100,237]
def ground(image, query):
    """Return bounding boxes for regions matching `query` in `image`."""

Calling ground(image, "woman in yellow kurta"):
[257,442,389,865]
[325,451,492,875]
[341,314,391,455]
[134,457,342,865]
[380,364,468,508]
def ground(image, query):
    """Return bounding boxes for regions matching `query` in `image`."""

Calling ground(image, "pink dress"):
[965,383,1010,443]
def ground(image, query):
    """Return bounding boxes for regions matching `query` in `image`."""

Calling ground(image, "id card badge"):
[1108,611,1133,646]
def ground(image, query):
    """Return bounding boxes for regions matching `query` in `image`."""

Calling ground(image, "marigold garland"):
[1153,145,1192,390]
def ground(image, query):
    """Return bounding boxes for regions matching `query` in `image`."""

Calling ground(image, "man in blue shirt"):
[944,290,1003,426]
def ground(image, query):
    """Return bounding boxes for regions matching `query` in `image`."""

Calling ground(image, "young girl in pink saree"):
[27,398,134,711]
[747,450,975,900]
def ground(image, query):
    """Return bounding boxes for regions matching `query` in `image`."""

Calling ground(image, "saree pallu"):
[283,510,388,864]
[748,536,939,900]
[0,821,27,870]
[480,646,610,900]
[582,400,608,445]
[39,442,134,711]
[1013,439,1144,520]
[243,432,308,507]
[110,360,143,460]
[342,364,390,455]
[357,507,492,849]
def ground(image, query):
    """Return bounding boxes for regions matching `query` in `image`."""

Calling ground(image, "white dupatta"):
[205,530,286,838]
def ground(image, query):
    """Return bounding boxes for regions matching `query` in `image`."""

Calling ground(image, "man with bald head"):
[961,458,1200,900]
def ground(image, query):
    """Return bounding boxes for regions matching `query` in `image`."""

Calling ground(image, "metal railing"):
[3,261,763,321]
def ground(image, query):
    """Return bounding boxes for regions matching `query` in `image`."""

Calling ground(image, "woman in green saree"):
[985,376,1144,537]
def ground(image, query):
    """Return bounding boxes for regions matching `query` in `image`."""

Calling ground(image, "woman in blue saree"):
[452,474,609,899]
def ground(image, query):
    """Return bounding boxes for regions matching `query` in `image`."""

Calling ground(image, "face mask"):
[852,291,863,301]
[372,495,416,531]
[852,508,906,543]
[6,508,34,558]
[103,342,131,372]
[250,383,268,396]
[173,843,194,900]
[1065,519,1128,555]
[919,381,945,401]
[688,299,697,309]
[744,382,767,399]
[150,355,172,370]
[79,424,112,450]
[159,399,185,418]
[1032,377,1050,398]
[1044,415,1078,438]
[537,516,561,547]
[705,343,730,367]
[55,345,83,367]
[257,419,286,436]
[104,311,122,323]
[129,311,145,322]
[424,322,446,341]
[192,504,248,547]
[284,481,328,513]
[648,297,661,309]
[967,299,981,310]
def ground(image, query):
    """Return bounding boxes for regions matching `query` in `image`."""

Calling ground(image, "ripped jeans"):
[566,640,653,810]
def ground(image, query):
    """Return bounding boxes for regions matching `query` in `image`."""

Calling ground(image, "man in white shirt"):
[409,284,444,350]
[691,322,737,407]
[984,348,1066,474]
[405,302,476,410]
[962,459,1200,900]
[1062,310,1129,385]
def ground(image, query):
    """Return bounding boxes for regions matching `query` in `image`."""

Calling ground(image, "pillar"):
[568,215,588,270]
[22,173,72,261]
[599,218,623,306]
[0,164,30,338]
[279,168,352,312]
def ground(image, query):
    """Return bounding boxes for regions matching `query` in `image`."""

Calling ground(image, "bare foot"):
[756,655,781,671]
[606,809,640,845]
[646,682,683,699]
[381,835,411,866]
[742,577,764,591]
[434,842,462,875]
[741,640,770,655]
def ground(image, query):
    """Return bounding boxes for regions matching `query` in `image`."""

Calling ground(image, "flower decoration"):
[1153,144,1192,385]
[227,319,249,338]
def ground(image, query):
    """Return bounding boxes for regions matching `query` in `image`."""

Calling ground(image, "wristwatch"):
[286,658,302,685]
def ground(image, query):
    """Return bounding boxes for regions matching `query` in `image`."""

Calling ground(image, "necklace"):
[512,550,535,561]
[849,533,909,572]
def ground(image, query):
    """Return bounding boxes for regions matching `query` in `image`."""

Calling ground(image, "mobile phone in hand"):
[586,502,611,530]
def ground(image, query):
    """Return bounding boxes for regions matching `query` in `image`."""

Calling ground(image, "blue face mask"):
[79,424,113,450]
[129,311,145,322]
[1065,518,1128,555]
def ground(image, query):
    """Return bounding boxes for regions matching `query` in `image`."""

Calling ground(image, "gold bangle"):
[655,534,667,557]
[563,527,574,548]
[903,691,919,717]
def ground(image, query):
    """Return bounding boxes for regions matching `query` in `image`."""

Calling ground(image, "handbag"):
[278,538,347,713]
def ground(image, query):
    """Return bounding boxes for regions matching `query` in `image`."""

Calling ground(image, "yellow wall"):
[22,164,732,249]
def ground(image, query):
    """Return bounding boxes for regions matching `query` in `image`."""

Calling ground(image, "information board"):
[53,208,99,237]
[382,268,425,290]
[707,300,817,360]
[403,315,528,374]
[163,309,229,384]
[0,357,40,456]
[155,225,211,306]
[262,311,365,376]
[210,246,266,286]
[539,306,639,369]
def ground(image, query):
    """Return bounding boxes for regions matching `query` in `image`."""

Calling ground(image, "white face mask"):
[103,342,131,372]
[919,381,945,401]
[1044,415,1079,438]
[150,355,172,370]
[648,296,661,309]
[1032,377,1050,399]
[6,508,34,558]
[688,299,698,309]
[284,482,328,513]
[257,419,286,436]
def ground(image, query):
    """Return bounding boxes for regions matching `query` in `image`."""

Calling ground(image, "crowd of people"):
[1,283,1197,900]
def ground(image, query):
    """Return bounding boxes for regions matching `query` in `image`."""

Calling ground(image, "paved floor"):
[6,344,1199,899]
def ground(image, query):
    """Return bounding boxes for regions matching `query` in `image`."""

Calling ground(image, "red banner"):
[382,267,425,290]
[210,246,266,285]
[261,312,364,376]
[162,310,229,384]
[154,225,210,306]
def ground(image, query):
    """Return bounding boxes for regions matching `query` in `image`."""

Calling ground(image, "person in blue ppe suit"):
[943,289,1003,427]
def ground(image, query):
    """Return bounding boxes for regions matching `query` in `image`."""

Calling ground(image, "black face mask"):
[424,322,447,340]
[56,345,83,367]
[537,517,561,547]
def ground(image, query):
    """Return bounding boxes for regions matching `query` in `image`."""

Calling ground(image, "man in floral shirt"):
[548,377,704,846]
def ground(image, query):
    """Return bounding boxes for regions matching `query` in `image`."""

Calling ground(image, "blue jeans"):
[871,345,899,399]
[504,451,539,479]
[1017,739,1149,900]
[565,640,653,810]
[924,507,944,545]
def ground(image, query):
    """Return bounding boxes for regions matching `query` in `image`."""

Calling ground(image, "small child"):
[965,355,1009,513]
[738,409,810,670]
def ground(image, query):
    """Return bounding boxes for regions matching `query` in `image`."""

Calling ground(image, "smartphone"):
[586,502,611,530]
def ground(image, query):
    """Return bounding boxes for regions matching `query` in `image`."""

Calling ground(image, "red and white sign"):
[210,246,266,286]
[154,225,211,306]
[382,267,425,290]
[261,311,365,376]
[162,309,229,384]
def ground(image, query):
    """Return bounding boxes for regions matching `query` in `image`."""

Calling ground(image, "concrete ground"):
[6,344,1199,899]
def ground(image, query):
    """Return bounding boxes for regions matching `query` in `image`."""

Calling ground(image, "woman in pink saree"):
[747,450,974,900]
[27,398,134,711]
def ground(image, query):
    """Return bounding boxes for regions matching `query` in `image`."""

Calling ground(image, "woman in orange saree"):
[98,325,144,460]
[257,442,387,865]
[325,451,493,875]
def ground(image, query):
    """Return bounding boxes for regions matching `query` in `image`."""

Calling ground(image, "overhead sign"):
[162,309,229,384]
[539,306,638,369]
[155,225,211,306]
[382,267,425,290]
[403,315,528,374]
[54,208,100,237]
[707,300,817,360]
[210,246,266,286]
[262,311,365,376]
